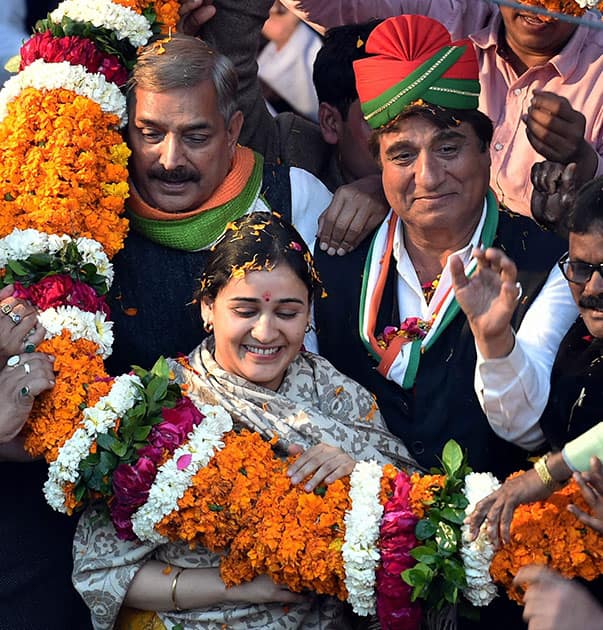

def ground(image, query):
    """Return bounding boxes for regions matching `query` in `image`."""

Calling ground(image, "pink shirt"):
[283,0,603,216]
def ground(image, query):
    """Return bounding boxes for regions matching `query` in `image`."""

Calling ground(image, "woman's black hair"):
[199,211,322,302]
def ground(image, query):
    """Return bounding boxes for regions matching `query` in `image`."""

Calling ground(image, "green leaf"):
[133,425,152,441]
[435,522,458,555]
[415,518,437,540]
[110,440,128,457]
[96,432,116,452]
[208,504,224,512]
[6,259,29,275]
[440,506,467,525]
[402,564,431,588]
[410,545,438,565]
[442,440,464,477]
[150,357,171,379]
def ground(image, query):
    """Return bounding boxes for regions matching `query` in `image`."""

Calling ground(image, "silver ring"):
[6,354,20,367]
[20,385,31,397]
[515,282,523,302]
[7,311,21,324]
[23,362,31,375]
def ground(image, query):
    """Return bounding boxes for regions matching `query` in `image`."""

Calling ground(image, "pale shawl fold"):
[73,341,417,630]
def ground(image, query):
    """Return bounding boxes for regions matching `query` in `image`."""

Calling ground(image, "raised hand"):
[450,247,521,359]
[524,91,598,179]
[287,442,356,491]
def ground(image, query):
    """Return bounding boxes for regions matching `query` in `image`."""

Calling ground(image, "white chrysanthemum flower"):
[341,460,384,616]
[0,229,113,286]
[44,374,143,512]
[132,404,233,544]
[74,236,114,286]
[460,472,500,607]
[49,0,153,47]
[0,60,127,125]
[38,306,113,358]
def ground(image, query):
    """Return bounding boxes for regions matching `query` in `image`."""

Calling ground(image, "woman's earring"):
[305,323,314,334]
[204,322,213,333]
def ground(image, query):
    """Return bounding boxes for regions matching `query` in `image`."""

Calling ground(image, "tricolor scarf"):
[359,189,499,389]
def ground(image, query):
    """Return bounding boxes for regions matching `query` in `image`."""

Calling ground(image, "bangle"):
[170,568,185,611]
[534,454,559,491]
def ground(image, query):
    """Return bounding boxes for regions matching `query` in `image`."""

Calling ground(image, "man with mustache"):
[280,0,603,219]
[106,34,332,374]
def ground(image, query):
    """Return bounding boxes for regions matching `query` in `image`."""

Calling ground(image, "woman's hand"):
[451,247,520,359]
[0,352,55,443]
[568,457,603,534]
[466,468,552,547]
[226,574,306,605]
[0,285,44,364]
[287,442,355,491]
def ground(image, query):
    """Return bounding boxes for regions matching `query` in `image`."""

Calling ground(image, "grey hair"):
[126,34,239,125]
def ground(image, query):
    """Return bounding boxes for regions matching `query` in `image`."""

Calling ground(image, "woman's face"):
[201,265,311,391]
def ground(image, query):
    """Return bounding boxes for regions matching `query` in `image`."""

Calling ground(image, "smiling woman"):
[72,211,414,630]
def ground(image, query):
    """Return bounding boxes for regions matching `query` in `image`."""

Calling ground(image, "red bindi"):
[262,291,271,302]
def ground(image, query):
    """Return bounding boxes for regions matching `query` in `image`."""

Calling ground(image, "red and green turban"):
[354,14,480,129]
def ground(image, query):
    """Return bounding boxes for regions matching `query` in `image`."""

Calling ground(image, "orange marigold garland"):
[521,0,603,18]
[490,479,603,602]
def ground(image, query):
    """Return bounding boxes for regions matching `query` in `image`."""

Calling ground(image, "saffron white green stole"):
[359,190,499,389]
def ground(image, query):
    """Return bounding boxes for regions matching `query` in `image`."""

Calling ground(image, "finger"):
[0,285,14,300]
[304,457,344,491]
[514,564,559,587]
[573,471,599,507]
[316,201,342,254]
[287,443,304,456]
[450,254,470,291]
[499,498,519,545]
[567,505,603,535]
[333,209,371,254]
[466,495,496,540]
[530,92,575,123]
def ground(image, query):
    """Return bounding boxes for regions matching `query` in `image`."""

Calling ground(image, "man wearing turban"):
[313,14,576,480]
[280,0,603,220]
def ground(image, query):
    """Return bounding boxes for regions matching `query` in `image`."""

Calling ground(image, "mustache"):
[149,166,201,183]
[579,294,603,311]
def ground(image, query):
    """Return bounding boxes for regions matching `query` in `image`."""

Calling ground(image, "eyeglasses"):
[558,253,603,284]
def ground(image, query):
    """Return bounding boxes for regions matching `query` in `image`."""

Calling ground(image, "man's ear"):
[227,110,244,153]
[318,102,343,146]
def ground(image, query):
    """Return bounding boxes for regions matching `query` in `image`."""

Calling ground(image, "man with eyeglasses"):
[536,176,603,451]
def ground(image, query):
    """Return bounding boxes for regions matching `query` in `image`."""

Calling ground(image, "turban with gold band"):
[353,14,480,129]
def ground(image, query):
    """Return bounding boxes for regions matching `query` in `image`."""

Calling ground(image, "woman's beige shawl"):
[73,341,415,629]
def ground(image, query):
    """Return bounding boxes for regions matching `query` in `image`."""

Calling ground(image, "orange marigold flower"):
[408,472,446,518]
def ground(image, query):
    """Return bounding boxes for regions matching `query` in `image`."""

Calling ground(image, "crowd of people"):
[0,0,602,628]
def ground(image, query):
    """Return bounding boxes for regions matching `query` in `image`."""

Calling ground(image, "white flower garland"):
[460,472,501,606]
[341,460,384,616]
[0,228,114,287]
[44,374,143,512]
[49,0,153,48]
[0,60,127,125]
[38,306,114,358]
[131,404,234,544]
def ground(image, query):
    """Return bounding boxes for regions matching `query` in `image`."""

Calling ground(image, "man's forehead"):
[380,118,470,147]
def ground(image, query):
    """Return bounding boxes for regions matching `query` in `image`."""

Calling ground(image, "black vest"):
[106,161,292,375]
[315,211,568,479]
[539,317,603,450]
